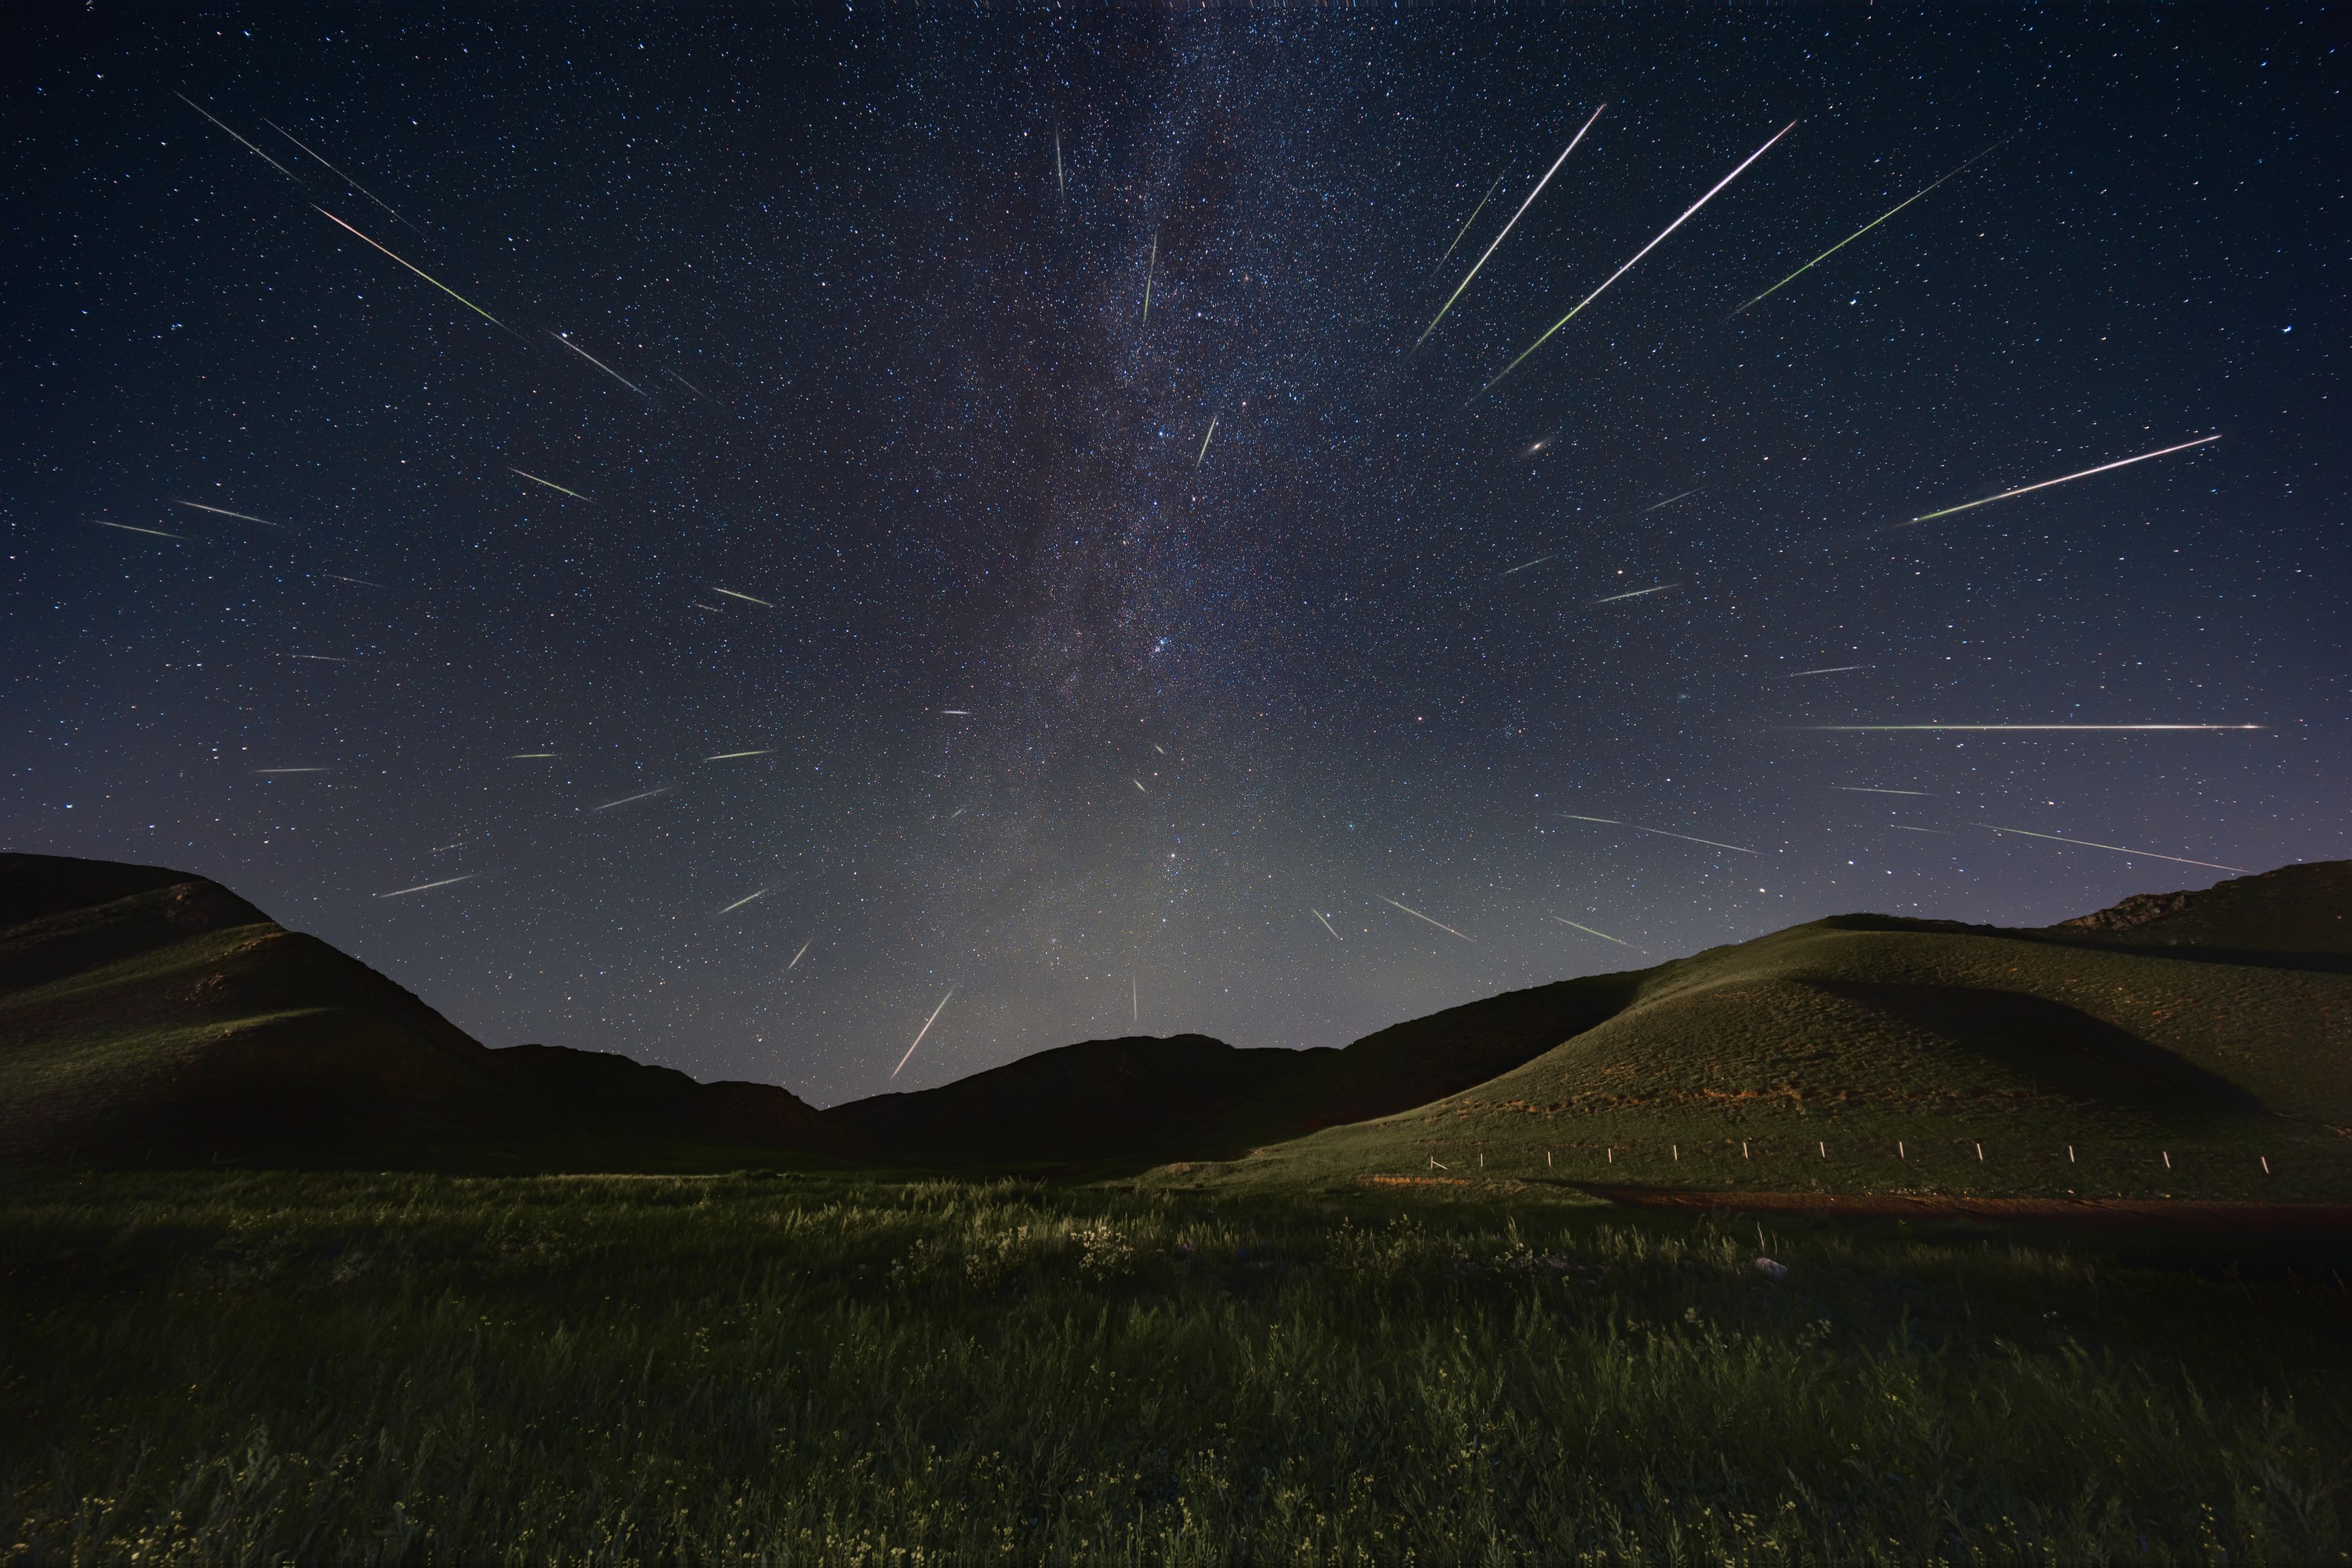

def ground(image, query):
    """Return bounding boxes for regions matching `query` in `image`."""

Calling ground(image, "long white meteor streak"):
[93,520,182,539]
[1559,814,1622,825]
[174,91,302,181]
[509,467,591,500]
[892,988,956,1077]
[1643,489,1700,512]
[1482,120,1797,396]
[1312,909,1345,942]
[1782,665,1870,677]
[254,767,331,774]
[711,587,772,607]
[315,205,510,330]
[1974,823,2249,874]
[1797,724,2260,732]
[1907,434,2222,524]
[706,749,773,760]
[1420,104,1606,347]
[1377,895,1475,943]
[550,332,648,397]
[1592,583,1679,604]
[1501,554,1555,578]
[1633,826,1759,855]
[169,499,289,529]
[1195,416,1218,470]
[1838,786,1933,796]
[787,940,812,971]
[379,873,478,898]
[590,786,673,811]
[718,888,771,914]
[1548,914,1637,949]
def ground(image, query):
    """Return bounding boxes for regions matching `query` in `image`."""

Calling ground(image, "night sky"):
[5,8,2344,1104]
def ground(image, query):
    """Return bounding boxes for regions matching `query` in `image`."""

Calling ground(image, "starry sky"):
[4,8,2345,1104]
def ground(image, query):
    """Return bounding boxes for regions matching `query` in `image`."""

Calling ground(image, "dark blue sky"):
[4,7,2343,1103]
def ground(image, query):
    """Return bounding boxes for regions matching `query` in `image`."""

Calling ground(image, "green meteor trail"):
[1419,104,1604,347]
[314,206,509,331]
[1479,120,1796,398]
[1904,434,2221,524]
[1730,131,2014,317]
[1431,170,1506,276]
[508,468,592,501]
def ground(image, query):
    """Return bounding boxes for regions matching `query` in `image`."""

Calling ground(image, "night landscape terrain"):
[5,4,2350,1563]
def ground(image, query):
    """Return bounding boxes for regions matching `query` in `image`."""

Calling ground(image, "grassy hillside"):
[1175,865,2352,1203]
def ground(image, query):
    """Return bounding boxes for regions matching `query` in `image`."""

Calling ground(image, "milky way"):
[5,9,2343,1102]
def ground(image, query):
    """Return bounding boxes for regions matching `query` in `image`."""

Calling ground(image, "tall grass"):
[2,1171,2346,1563]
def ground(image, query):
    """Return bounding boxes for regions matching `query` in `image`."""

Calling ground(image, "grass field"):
[5,1171,2350,1563]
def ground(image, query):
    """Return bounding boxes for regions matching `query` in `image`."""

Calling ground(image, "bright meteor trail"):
[1904,434,2222,524]
[1480,120,1797,397]
[174,92,302,183]
[551,332,648,397]
[169,499,288,529]
[1311,909,1345,942]
[314,206,510,331]
[1730,131,2013,317]
[1419,104,1605,347]
[893,989,956,1078]
[710,588,774,607]
[378,874,478,898]
[1974,824,2250,874]
[1548,914,1637,949]
[509,468,592,501]
[1377,895,1475,943]
[1195,416,1218,469]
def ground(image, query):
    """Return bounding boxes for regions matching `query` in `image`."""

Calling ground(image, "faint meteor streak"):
[1420,104,1606,347]
[323,574,383,588]
[1432,170,1507,275]
[706,749,773,760]
[1837,786,1931,795]
[1480,121,1797,397]
[286,654,350,662]
[718,887,771,914]
[264,119,423,234]
[1377,895,1475,943]
[174,92,302,181]
[659,367,713,402]
[92,520,181,539]
[1975,823,2249,874]
[711,587,772,607]
[1500,554,1555,578]
[508,468,591,500]
[314,205,510,330]
[1140,234,1158,326]
[1632,825,1759,855]
[1592,583,1679,604]
[1312,909,1345,942]
[550,331,648,397]
[938,709,972,716]
[1054,130,1065,198]
[379,873,477,898]
[788,940,811,971]
[1559,814,1622,825]
[1548,914,1638,949]
[170,499,288,529]
[1903,434,2222,524]
[1132,975,1139,1023]
[892,988,956,1077]
[1731,132,2014,316]
[1891,825,1949,834]
[1782,665,1870,677]
[1643,489,1700,512]
[507,753,560,758]
[1195,416,1218,470]
[590,786,673,812]
[1796,723,2259,732]
[255,767,331,774]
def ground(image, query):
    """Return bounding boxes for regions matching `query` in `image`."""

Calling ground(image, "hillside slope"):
[1178,865,2352,1202]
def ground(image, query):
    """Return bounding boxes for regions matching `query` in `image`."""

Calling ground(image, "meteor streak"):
[1132,779,1149,793]
[1904,434,2222,524]
[1782,665,1869,677]
[1643,489,1700,512]
[1312,909,1345,942]
[1432,170,1508,275]
[706,750,773,760]
[1140,234,1157,326]
[1054,130,1065,197]
[264,119,423,234]
[1731,131,2013,317]
[323,574,383,587]
[893,989,956,1077]
[1195,416,1218,469]
[1837,786,1931,795]
[507,753,561,759]
[1377,895,1475,943]
[710,587,772,607]
[169,499,288,529]
[938,709,971,716]
[1420,104,1605,347]
[287,654,350,662]
[255,767,331,774]
[1632,826,1759,855]
[590,786,673,811]
[509,468,591,501]
[1592,583,1679,604]
[1559,814,1622,825]
[1891,825,1949,834]
[1797,723,2259,732]
[1976,823,2249,874]
[550,332,648,396]
[314,206,510,330]
[1480,120,1797,397]
[1500,554,1554,577]
[659,367,713,402]
[788,940,812,970]
[92,520,181,539]
[174,92,302,182]
[718,888,771,914]
[378,873,478,898]
[1548,914,1637,949]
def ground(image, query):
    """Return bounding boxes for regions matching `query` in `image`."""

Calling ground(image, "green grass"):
[4,1171,2350,1563]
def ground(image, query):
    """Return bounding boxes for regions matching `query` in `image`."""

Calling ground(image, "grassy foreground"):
[3,1171,2349,1564]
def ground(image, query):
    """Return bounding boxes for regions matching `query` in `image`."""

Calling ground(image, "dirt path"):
[1589,1187,2352,1233]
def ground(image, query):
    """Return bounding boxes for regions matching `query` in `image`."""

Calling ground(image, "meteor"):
[788,940,812,971]
[286,654,350,662]
[378,873,478,898]
[173,92,302,182]
[1420,104,1606,347]
[1479,120,1797,397]
[706,750,773,760]
[550,331,648,397]
[1432,170,1508,275]
[509,468,592,501]
[169,499,289,529]
[323,574,383,587]
[1781,665,1870,677]
[1902,434,2221,525]
[254,767,331,775]
[1054,130,1065,198]
[1592,583,1679,604]
[1195,416,1218,470]
[1891,825,1949,834]
[892,988,956,1077]
[507,753,561,759]
[710,587,772,607]
[1643,489,1700,512]
[660,367,713,402]
[1131,975,1138,1023]
[938,709,972,716]
[1500,554,1555,578]
[1548,914,1638,949]
[1377,895,1475,943]
[1796,723,2259,732]
[1633,825,1759,855]
[1837,786,1932,796]
[1975,823,2249,874]
[264,119,423,234]
[1140,234,1158,326]
[314,206,510,331]
[1312,909,1345,942]
[92,520,181,539]
[1132,779,1149,793]
[718,887,772,915]
[590,786,673,812]
[1559,814,1622,825]
[1730,131,2013,317]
